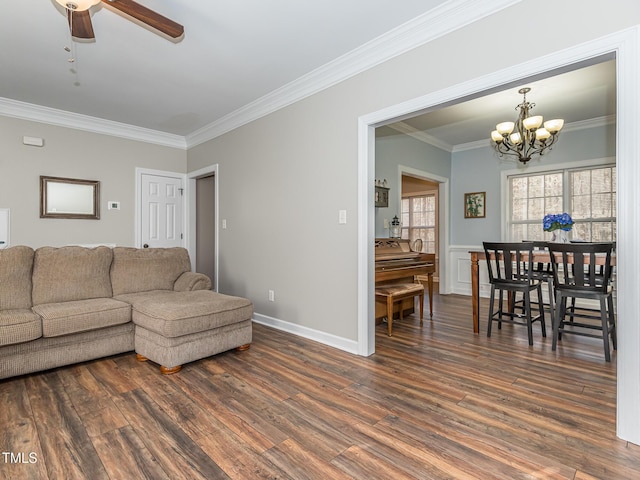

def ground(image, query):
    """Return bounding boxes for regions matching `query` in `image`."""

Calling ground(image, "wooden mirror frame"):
[40,176,100,220]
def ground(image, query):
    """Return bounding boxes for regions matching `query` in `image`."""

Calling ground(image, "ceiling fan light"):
[491,130,503,143]
[544,118,564,133]
[496,121,515,135]
[55,0,101,11]
[523,115,543,130]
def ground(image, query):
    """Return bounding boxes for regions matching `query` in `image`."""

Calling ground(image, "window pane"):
[511,224,525,242]
[402,193,437,253]
[592,193,613,218]
[512,198,527,221]
[528,198,544,218]
[528,175,544,197]
[592,168,611,193]
[572,171,591,195]
[572,195,591,219]
[512,177,528,199]
[545,196,563,213]
[572,222,590,241]
[592,221,614,242]
[545,173,563,197]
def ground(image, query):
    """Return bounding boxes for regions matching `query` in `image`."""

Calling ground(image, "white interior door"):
[141,173,183,248]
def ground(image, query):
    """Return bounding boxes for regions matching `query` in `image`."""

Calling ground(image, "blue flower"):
[543,212,573,232]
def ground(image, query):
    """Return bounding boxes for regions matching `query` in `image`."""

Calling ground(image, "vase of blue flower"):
[543,213,573,243]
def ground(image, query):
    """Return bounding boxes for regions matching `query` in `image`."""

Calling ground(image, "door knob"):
[143,244,149,248]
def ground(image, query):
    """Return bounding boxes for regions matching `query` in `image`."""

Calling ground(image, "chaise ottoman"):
[119,289,253,374]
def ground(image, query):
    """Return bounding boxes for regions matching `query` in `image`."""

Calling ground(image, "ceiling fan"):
[55,0,184,40]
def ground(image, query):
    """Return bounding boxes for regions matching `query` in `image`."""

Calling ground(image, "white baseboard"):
[252,313,359,355]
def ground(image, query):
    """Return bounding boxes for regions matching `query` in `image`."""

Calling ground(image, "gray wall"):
[0,116,186,248]
[374,133,451,238]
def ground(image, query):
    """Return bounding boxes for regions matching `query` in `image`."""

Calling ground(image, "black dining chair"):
[547,242,616,361]
[515,240,555,316]
[483,242,546,345]
[565,240,616,323]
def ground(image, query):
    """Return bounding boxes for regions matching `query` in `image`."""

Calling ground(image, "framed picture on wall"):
[464,192,485,219]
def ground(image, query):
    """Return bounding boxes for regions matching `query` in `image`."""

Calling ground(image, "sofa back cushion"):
[110,247,191,296]
[0,246,35,310]
[32,246,114,305]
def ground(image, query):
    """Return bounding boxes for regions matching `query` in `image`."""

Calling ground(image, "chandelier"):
[490,87,564,164]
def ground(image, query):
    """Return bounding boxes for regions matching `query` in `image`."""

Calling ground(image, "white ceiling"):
[0,0,450,142]
[377,58,617,150]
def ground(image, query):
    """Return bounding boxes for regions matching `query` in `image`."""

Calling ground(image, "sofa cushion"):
[33,298,131,337]
[0,309,42,346]
[110,247,191,296]
[32,246,113,306]
[118,290,253,338]
[0,246,35,310]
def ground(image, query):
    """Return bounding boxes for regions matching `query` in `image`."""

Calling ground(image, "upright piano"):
[375,238,435,320]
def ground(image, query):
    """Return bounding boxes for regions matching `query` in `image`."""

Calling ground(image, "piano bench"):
[375,283,424,336]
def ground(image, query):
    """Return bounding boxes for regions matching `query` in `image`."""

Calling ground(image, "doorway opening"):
[188,164,219,292]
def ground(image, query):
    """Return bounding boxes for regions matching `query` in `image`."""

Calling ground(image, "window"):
[401,194,436,253]
[509,165,616,242]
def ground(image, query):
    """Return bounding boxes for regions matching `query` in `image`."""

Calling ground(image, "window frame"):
[501,157,616,241]
[400,192,437,253]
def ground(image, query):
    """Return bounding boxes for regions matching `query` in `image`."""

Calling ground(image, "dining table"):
[468,249,616,334]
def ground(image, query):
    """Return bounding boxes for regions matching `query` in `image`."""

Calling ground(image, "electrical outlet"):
[268,290,275,302]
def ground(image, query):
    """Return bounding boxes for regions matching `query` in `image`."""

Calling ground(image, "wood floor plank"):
[196,429,294,480]
[92,425,171,480]
[262,438,352,480]
[331,445,421,480]
[25,371,109,480]
[0,378,49,480]
[172,365,287,451]
[113,388,230,479]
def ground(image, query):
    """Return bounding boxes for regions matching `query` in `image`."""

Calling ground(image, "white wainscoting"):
[447,245,491,298]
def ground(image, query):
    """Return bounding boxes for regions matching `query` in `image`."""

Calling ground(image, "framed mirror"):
[40,176,100,220]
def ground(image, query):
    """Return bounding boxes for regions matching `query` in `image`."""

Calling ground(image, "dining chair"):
[547,242,616,361]
[515,240,555,315]
[483,242,546,345]
[565,240,616,323]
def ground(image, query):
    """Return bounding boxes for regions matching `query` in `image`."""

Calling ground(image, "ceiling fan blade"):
[68,9,95,39]
[101,0,184,38]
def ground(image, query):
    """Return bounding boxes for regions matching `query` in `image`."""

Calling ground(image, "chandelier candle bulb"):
[523,115,543,130]
[535,128,551,140]
[496,122,515,135]
[544,119,564,133]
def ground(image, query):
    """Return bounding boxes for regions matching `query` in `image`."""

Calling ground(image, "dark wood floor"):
[1,291,638,479]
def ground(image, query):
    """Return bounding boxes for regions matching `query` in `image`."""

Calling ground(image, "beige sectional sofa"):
[0,245,253,379]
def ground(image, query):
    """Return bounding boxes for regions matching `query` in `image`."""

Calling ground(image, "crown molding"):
[387,122,453,152]
[185,0,522,148]
[0,97,187,149]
